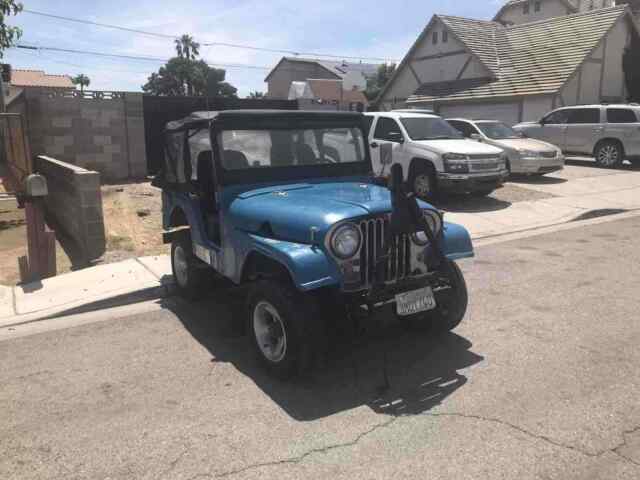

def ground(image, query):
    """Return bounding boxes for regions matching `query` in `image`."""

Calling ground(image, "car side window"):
[449,121,478,138]
[373,117,404,143]
[542,109,570,125]
[606,108,638,123]
[567,108,600,124]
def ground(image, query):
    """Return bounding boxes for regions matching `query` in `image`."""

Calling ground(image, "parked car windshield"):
[400,117,463,140]
[218,127,366,170]
[477,121,520,140]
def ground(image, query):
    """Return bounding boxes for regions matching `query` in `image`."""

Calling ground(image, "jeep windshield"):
[477,121,520,140]
[218,128,366,170]
[400,117,463,141]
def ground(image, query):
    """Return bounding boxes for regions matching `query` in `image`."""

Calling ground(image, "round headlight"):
[330,223,361,259]
[412,210,442,245]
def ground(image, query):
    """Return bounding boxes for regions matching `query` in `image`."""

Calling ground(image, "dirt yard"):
[0,181,167,286]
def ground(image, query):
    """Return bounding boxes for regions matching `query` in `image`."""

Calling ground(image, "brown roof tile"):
[10,69,74,88]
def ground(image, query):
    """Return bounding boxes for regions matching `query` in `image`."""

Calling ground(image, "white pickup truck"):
[364,111,508,198]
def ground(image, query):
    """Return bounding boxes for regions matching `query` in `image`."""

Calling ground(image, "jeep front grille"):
[359,217,412,286]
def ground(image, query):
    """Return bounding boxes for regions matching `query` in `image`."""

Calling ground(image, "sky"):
[3,0,503,97]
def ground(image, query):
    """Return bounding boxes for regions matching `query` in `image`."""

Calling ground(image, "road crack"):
[213,417,398,478]
[423,412,640,467]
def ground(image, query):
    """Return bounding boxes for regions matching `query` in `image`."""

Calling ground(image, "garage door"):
[439,102,521,125]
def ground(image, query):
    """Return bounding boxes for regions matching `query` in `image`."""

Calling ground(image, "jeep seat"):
[222,149,249,170]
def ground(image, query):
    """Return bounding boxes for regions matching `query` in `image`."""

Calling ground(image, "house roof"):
[493,0,578,22]
[437,15,502,75]
[264,57,379,82]
[10,69,74,88]
[307,79,368,104]
[408,5,633,104]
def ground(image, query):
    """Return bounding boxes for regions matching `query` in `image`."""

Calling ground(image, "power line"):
[22,8,397,62]
[14,44,272,70]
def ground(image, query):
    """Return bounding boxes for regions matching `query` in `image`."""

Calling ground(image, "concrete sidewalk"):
[444,164,640,239]
[0,256,173,328]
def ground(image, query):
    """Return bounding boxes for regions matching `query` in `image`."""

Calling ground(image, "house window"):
[523,2,530,14]
[433,31,438,44]
[443,30,448,43]
[534,1,541,12]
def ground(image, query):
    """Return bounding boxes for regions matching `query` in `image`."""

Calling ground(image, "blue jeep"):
[155,110,474,378]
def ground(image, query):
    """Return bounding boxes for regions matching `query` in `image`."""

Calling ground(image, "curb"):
[0,282,175,330]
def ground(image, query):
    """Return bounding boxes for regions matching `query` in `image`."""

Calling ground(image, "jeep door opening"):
[155,110,474,379]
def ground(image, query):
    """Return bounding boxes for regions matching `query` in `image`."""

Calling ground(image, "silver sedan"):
[447,118,565,175]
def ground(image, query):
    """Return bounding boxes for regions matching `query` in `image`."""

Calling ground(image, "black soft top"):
[165,109,365,133]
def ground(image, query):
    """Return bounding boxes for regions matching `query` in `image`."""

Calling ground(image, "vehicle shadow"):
[508,174,567,185]
[565,157,640,171]
[161,293,484,421]
[436,194,511,213]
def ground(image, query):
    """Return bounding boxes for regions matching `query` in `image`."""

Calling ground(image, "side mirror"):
[470,133,482,141]
[539,119,546,126]
[517,131,527,138]
[380,143,393,165]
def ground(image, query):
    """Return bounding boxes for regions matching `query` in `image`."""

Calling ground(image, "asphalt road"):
[2,215,640,480]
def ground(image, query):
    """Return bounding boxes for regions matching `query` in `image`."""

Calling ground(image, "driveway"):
[439,160,640,239]
[2,214,640,479]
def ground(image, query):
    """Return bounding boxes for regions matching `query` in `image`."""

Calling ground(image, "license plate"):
[396,287,436,316]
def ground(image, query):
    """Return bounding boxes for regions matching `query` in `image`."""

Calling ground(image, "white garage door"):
[439,102,521,125]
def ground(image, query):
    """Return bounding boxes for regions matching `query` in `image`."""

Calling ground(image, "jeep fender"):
[441,222,474,260]
[240,234,341,291]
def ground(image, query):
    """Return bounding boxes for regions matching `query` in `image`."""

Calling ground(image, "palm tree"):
[175,34,200,60]
[72,74,90,93]
[248,91,265,99]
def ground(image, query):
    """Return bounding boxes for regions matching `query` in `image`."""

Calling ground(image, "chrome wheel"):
[414,174,432,197]
[173,245,189,288]
[253,301,287,363]
[597,144,620,167]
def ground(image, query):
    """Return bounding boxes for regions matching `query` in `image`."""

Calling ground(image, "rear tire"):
[402,260,468,333]
[246,280,323,379]
[171,231,206,300]
[594,140,623,168]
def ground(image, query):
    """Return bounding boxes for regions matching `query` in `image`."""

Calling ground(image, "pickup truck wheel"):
[247,280,321,379]
[401,260,468,333]
[171,232,206,300]
[412,171,436,200]
[595,140,623,168]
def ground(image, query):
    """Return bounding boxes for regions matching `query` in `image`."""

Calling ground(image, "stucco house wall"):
[498,0,572,25]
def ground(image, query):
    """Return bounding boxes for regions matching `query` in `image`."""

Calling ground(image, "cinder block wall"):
[24,89,147,182]
[34,155,106,263]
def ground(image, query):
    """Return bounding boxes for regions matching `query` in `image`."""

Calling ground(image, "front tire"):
[595,140,623,168]
[412,169,437,200]
[247,280,322,379]
[402,260,468,333]
[171,231,206,300]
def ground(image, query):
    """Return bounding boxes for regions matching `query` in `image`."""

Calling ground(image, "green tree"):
[0,0,23,57]
[142,57,237,98]
[364,63,396,102]
[72,74,90,92]
[247,91,265,99]
[174,34,200,60]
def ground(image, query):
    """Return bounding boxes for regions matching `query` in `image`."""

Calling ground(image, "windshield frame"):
[400,116,464,141]
[210,121,373,187]
[476,121,521,140]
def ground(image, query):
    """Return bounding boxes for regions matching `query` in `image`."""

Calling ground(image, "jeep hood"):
[228,182,422,244]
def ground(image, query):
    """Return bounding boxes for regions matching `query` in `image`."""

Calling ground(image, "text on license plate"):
[396,287,436,316]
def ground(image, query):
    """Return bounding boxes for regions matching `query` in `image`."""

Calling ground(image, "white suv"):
[513,104,640,168]
[364,112,508,198]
